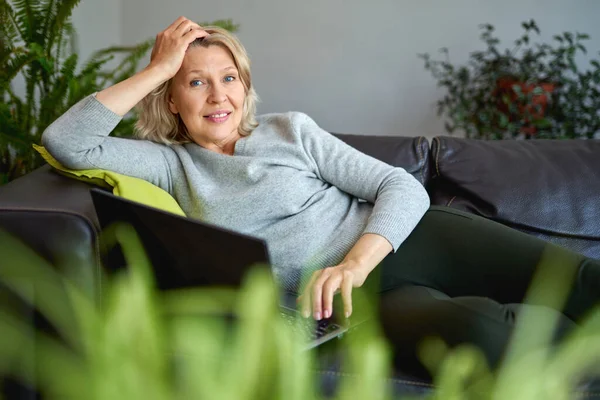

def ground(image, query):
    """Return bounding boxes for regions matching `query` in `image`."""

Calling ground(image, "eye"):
[224,75,236,83]
[190,79,204,87]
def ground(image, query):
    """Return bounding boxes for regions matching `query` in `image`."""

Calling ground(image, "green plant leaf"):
[200,18,240,32]
[576,32,590,41]
[533,118,552,128]
[564,31,573,44]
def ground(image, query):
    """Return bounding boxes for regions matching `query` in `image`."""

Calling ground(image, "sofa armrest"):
[0,166,101,284]
[0,166,103,399]
[0,165,100,225]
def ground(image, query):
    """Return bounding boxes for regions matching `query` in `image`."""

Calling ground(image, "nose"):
[208,83,227,104]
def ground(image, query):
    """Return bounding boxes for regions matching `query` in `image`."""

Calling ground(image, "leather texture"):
[429,136,600,260]
[0,165,101,226]
[334,134,431,186]
[0,165,101,283]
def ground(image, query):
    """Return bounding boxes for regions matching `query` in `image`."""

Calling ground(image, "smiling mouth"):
[203,111,232,123]
[204,111,231,118]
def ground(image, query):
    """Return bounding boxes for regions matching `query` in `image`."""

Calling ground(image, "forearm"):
[41,91,172,188]
[96,65,170,116]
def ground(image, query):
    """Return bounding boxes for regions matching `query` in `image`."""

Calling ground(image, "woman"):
[43,17,600,376]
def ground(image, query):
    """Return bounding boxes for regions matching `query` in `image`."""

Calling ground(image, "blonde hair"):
[135,26,259,144]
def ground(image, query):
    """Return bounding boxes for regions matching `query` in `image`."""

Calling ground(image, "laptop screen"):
[90,188,271,291]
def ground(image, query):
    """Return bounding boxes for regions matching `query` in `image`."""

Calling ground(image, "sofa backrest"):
[0,135,431,268]
[429,136,600,259]
[334,134,431,186]
[3,134,599,262]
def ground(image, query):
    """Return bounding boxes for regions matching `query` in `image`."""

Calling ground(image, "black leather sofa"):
[1,135,599,398]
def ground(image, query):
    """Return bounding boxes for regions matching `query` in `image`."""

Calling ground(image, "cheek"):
[233,87,246,108]
[180,95,206,116]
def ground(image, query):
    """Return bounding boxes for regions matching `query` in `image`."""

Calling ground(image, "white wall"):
[71,0,122,67]
[95,0,599,139]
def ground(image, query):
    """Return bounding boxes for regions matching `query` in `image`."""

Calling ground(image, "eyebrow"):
[186,66,238,76]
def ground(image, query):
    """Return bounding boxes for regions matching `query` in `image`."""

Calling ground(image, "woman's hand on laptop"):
[298,233,393,320]
[297,260,368,320]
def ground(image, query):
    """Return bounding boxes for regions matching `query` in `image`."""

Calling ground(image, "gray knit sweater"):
[42,94,430,290]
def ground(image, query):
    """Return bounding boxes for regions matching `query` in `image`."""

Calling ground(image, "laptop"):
[90,188,358,349]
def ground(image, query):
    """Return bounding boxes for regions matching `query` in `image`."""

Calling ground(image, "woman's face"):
[168,45,246,148]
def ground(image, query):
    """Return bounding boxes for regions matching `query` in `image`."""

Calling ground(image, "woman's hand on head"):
[148,16,209,81]
[297,260,370,321]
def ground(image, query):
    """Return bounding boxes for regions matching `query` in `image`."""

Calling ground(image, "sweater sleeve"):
[41,93,173,192]
[292,112,430,251]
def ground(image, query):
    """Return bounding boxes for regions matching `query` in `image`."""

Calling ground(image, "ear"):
[168,94,179,114]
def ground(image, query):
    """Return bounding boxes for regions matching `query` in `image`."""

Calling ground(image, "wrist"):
[341,257,373,279]
[142,64,172,86]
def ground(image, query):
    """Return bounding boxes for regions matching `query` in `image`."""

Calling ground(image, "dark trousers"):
[368,206,600,378]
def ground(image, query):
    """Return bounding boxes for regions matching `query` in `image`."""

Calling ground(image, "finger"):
[312,268,334,320]
[182,27,209,44]
[321,274,342,319]
[298,271,320,318]
[174,20,201,36]
[165,16,188,33]
[341,271,353,318]
[150,38,158,60]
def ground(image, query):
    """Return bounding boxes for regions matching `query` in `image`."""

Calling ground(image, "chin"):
[203,127,235,140]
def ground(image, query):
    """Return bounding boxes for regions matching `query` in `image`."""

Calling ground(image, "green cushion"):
[33,145,186,216]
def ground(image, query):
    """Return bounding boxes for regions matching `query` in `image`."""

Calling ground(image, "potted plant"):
[419,19,600,140]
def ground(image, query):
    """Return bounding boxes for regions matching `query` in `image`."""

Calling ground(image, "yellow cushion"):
[33,145,186,216]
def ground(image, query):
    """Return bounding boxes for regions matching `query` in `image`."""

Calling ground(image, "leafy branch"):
[419,19,600,140]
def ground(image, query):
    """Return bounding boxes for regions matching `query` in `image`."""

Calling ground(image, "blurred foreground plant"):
[418,247,600,400]
[0,225,391,400]
[2,225,600,399]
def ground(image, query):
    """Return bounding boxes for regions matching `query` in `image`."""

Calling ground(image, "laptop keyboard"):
[279,311,341,340]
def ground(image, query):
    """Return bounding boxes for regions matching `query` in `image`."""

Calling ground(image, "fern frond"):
[56,20,76,62]
[0,0,23,47]
[40,0,57,49]
[87,41,153,62]
[37,52,76,128]
[97,39,153,87]
[11,0,36,43]
[59,51,77,79]
[0,89,33,153]
[79,54,113,76]
[45,0,79,55]
[0,50,37,92]
[23,65,36,133]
